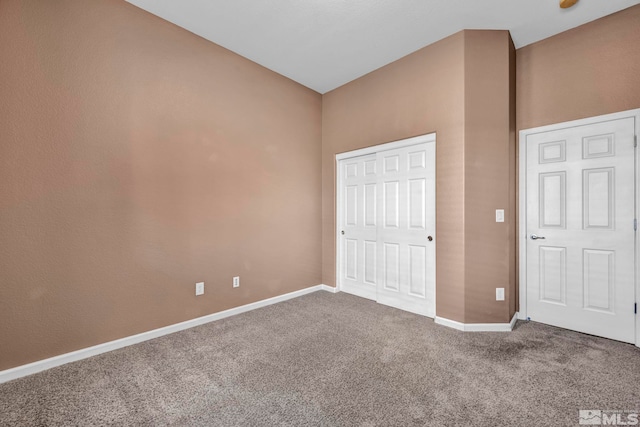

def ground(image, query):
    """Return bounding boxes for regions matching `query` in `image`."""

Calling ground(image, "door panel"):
[409,245,427,297]
[583,249,614,313]
[376,143,435,317]
[340,154,377,300]
[364,184,377,226]
[383,243,400,291]
[539,246,566,305]
[539,172,566,228]
[364,240,377,285]
[345,185,358,226]
[409,179,426,229]
[345,239,357,280]
[526,117,635,343]
[583,168,613,228]
[383,181,399,228]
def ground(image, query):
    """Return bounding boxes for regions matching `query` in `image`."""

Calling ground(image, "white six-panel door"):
[524,116,636,343]
[338,136,435,317]
[340,153,379,301]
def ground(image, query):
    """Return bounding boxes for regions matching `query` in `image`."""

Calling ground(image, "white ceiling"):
[126,0,640,94]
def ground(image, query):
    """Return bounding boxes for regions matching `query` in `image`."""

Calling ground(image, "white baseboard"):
[434,316,465,331]
[509,312,519,330]
[0,284,330,384]
[435,312,519,332]
[320,284,339,293]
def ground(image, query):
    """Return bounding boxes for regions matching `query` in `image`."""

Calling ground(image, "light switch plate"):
[495,209,505,223]
[496,287,505,301]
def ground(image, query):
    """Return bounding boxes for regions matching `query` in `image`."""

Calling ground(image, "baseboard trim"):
[434,316,466,331]
[320,284,339,293]
[435,312,519,332]
[0,284,329,384]
[509,312,519,330]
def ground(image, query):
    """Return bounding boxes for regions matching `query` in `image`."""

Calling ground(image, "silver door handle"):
[530,234,546,240]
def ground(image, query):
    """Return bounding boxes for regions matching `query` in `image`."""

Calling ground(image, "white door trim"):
[335,134,436,161]
[518,109,640,347]
[335,132,436,302]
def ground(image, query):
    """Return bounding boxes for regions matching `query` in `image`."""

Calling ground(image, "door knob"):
[530,234,546,240]
[341,230,345,235]
[427,236,433,242]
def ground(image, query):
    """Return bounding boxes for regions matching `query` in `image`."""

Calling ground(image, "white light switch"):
[495,209,505,223]
[496,288,505,301]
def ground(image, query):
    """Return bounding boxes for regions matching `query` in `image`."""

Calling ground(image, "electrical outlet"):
[496,287,505,301]
[195,282,205,296]
[233,276,240,288]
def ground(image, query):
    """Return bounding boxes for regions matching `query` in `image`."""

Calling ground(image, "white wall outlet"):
[495,209,505,223]
[233,276,240,288]
[195,282,205,296]
[496,287,505,301]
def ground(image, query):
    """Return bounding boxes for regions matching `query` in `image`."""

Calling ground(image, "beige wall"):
[322,30,515,323]
[517,5,640,132]
[0,0,322,371]
[463,31,516,323]
[322,32,466,321]
[516,4,640,309]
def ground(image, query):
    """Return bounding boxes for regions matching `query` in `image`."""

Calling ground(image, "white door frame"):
[518,109,640,347]
[335,133,436,306]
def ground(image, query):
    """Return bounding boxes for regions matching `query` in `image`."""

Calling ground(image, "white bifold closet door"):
[339,141,435,317]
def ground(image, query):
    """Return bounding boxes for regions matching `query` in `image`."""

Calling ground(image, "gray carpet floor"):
[1,291,639,426]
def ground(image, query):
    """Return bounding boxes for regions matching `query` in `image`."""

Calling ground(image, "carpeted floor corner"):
[1,291,638,426]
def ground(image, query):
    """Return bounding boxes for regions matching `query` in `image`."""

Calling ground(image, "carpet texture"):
[1,291,639,426]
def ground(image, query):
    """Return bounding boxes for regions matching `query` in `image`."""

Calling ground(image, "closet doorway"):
[336,134,436,317]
